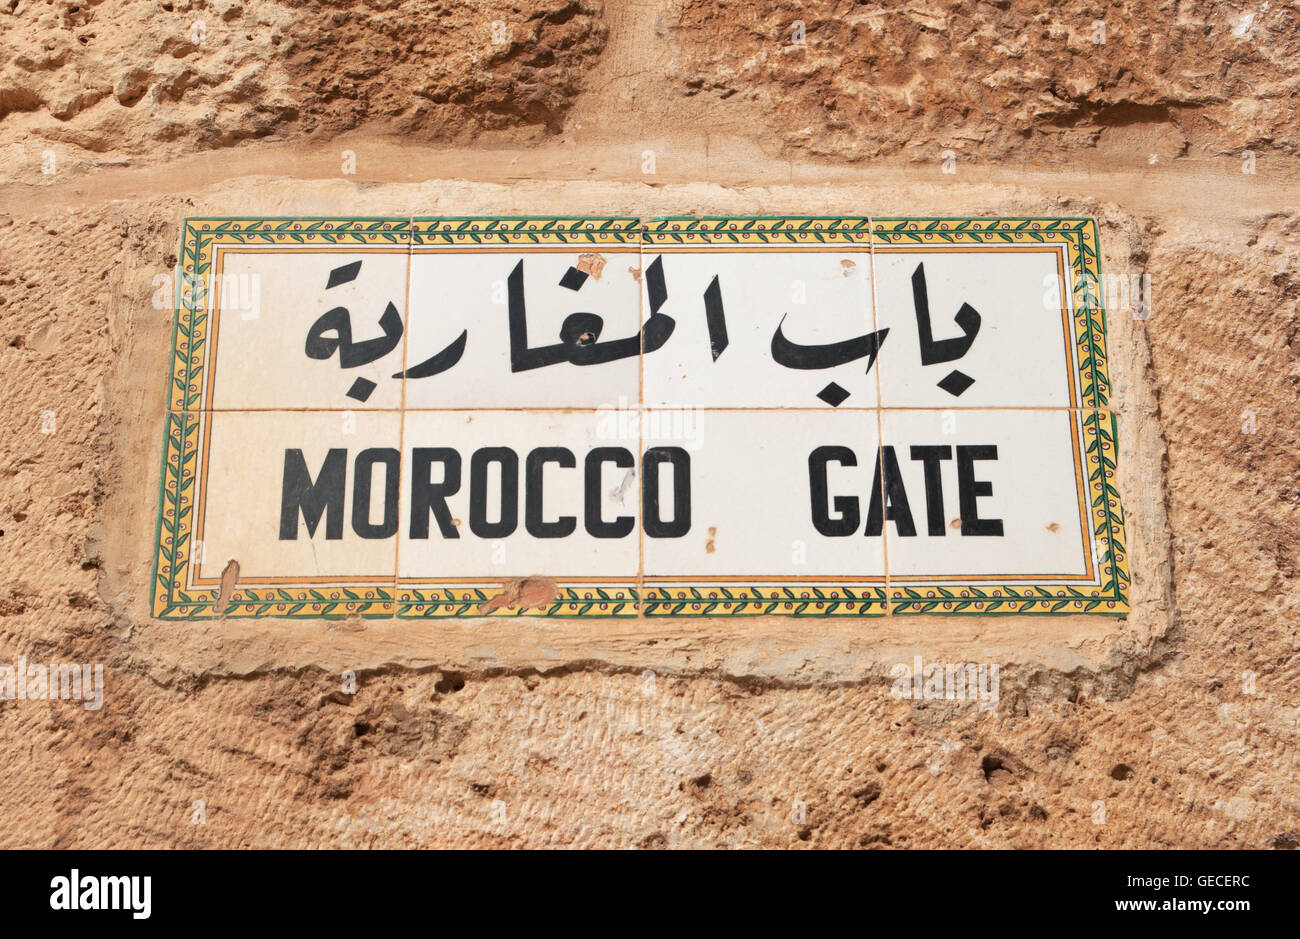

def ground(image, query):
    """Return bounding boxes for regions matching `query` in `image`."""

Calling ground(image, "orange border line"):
[182,235,1105,594]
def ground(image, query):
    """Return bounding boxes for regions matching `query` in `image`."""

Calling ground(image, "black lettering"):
[525,447,577,538]
[280,448,346,540]
[352,448,400,539]
[956,445,1003,535]
[865,445,916,537]
[808,445,860,537]
[910,445,953,536]
[585,448,635,538]
[643,446,690,538]
[410,448,461,539]
[470,447,519,538]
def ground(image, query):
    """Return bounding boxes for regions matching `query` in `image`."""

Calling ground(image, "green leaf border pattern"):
[154,216,1127,619]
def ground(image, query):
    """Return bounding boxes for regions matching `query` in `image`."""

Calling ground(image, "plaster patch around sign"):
[151,215,1127,622]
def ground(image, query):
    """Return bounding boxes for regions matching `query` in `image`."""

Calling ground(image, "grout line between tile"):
[391,215,414,615]
[868,215,892,616]
[636,224,646,619]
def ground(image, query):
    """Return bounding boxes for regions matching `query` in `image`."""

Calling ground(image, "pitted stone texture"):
[665,0,1300,163]
[0,0,607,180]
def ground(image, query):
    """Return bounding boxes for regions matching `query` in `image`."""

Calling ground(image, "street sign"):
[153,217,1128,619]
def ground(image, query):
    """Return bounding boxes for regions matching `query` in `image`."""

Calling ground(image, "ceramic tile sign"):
[153,217,1129,619]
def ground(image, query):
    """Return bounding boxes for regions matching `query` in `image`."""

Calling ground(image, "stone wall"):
[0,0,1295,847]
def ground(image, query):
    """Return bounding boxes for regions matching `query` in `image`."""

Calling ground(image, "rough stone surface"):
[668,0,1300,164]
[0,0,1297,848]
[0,0,607,180]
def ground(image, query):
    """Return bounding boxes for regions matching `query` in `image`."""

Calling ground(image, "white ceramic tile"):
[879,409,1093,580]
[161,218,1131,620]
[187,410,401,585]
[641,409,886,581]
[639,246,878,409]
[403,247,641,409]
[873,247,1077,408]
[205,246,410,409]
[397,410,640,582]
